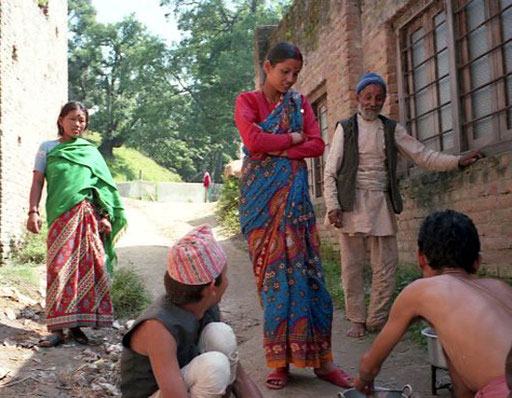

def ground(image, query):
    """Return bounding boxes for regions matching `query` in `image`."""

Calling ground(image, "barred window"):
[455,0,512,147]
[398,0,512,154]
[400,1,452,151]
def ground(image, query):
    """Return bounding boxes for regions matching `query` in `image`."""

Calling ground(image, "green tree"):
[68,0,98,102]
[68,0,290,180]
[157,0,291,181]
[68,2,180,158]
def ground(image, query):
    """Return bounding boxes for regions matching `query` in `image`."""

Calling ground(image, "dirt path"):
[0,199,450,397]
[117,199,450,398]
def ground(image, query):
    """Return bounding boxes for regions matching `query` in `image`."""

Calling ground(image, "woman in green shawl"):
[27,101,127,347]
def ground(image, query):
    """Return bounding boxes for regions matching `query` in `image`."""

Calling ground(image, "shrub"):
[111,268,151,319]
[215,176,241,234]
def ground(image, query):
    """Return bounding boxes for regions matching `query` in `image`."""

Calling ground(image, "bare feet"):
[346,322,367,338]
[366,321,386,333]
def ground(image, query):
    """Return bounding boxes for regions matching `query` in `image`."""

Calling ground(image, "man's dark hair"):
[164,271,223,305]
[418,209,480,273]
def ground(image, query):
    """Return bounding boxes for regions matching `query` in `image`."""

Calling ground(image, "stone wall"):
[254,0,512,274]
[0,0,68,260]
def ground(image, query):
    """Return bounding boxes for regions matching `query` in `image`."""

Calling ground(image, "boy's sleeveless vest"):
[120,296,220,398]
[336,113,403,214]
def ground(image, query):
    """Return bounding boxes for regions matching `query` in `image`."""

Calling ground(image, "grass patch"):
[11,224,48,265]
[111,268,151,319]
[215,176,241,235]
[0,263,41,295]
[83,132,182,183]
[321,243,345,309]
[1,218,45,296]
[108,146,182,183]
[321,243,425,345]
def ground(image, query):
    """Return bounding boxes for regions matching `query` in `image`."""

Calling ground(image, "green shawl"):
[45,138,127,273]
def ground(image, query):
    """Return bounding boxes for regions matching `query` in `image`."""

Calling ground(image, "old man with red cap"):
[324,73,482,338]
[120,225,262,398]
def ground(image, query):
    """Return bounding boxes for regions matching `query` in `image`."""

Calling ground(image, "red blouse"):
[234,91,325,159]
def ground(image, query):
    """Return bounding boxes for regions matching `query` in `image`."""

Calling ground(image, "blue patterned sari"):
[239,90,333,368]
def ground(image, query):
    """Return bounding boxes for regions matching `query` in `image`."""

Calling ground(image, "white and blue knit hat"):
[356,72,387,95]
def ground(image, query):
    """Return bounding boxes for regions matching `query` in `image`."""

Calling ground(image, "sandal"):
[38,333,64,348]
[265,367,290,390]
[314,368,354,388]
[69,328,89,345]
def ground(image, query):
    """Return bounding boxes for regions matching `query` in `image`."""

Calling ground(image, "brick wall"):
[254,0,512,274]
[253,0,364,245]
[398,153,512,276]
[264,0,362,132]
[0,0,68,260]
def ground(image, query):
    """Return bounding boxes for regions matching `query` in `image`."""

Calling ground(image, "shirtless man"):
[355,210,512,397]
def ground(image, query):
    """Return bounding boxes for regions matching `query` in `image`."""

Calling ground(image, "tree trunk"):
[98,136,124,159]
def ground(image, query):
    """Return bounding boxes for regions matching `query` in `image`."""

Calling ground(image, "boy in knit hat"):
[120,225,262,398]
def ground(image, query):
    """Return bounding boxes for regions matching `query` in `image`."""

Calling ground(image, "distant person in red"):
[203,171,211,202]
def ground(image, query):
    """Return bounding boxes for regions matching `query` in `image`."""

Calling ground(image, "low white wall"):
[116,181,222,203]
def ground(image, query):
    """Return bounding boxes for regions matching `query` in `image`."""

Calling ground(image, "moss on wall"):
[403,170,454,210]
[272,0,331,52]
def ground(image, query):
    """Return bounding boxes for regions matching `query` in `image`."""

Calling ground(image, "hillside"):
[83,132,182,183]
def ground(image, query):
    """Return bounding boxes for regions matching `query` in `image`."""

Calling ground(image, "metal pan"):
[338,384,413,398]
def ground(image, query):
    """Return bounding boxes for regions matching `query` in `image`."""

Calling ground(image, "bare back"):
[413,274,512,391]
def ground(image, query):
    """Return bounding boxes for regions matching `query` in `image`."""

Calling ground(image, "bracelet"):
[28,210,39,215]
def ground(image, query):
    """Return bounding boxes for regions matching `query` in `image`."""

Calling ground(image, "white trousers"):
[338,233,398,326]
[151,322,239,398]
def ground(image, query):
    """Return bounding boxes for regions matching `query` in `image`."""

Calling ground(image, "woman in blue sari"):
[234,42,353,390]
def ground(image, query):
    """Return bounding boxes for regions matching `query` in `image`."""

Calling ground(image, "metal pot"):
[338,385,413,398]
[421,327,448,369]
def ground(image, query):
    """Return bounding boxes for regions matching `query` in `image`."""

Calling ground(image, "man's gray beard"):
[358,104,381,121]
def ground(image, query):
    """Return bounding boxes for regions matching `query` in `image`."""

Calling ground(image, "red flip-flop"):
[265,367,290,390]
[315,368,354,388]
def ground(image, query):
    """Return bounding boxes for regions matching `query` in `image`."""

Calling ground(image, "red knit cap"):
[166,225,227,285]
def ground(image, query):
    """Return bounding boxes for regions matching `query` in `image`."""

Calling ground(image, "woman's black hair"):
[266,42,303,66]
[57,101,89,136]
